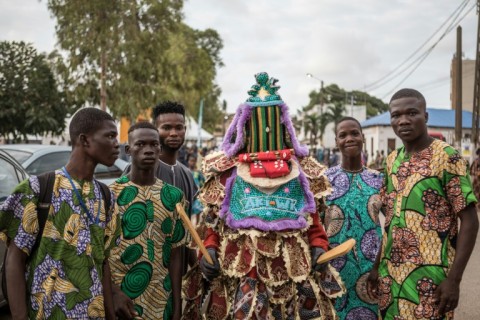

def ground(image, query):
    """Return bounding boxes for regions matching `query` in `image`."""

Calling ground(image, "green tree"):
[304,114,322,150]
[305,83,388,118]
[0,41,68,141]
[195,84,223,133]
[47,0,223,121]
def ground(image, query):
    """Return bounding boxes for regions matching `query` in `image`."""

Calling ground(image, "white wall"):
[362,126,403,162]
[362,125,473,163]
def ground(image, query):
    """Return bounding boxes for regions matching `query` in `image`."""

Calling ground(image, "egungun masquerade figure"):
[183,72,345,320]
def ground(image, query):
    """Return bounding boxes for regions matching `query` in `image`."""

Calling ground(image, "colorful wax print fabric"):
[109,176,187,320]
[325,166,383,320]
[0,170,120,319]
[379,139,476,319]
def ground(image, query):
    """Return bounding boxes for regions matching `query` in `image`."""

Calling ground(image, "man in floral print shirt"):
[367,88,479,319]
[0,108,121,319]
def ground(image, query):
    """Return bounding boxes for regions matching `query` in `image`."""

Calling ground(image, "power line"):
[364,0,472,92]
[381,2,476,99]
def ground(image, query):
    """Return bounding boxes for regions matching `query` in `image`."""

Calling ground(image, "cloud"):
[1,0,477,113]
[0,0,56,53]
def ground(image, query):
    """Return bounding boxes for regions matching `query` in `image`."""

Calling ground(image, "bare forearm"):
[448,206,479,282]
[6,244,28,319]
[168,247,183,320]
[102,260,115,320]
[373,240,382,270]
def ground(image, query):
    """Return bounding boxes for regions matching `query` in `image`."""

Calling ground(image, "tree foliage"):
[47,0,224,122]
[305,83,388,118]
[0,41,68,141]
[324,102,346,134]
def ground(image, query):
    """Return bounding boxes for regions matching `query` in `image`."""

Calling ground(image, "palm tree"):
[324,102,346,134]
[304,113,323,153]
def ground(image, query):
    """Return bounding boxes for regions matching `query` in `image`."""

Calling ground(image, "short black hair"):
[390,88,426,105]
[187,153,197,162]
[335,117,363,134]
[152,101,185,123]
[476,148,480,156]
[69,108,114,145]
[128,121,158,134]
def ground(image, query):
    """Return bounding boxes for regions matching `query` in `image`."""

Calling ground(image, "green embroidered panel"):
[229,176,305,222]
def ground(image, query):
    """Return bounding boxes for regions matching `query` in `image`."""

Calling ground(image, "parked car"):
[0,144,128,185]
[0,149,30,307]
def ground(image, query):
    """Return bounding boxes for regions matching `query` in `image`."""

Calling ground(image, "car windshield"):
[26,151,71,175]
[2,149,32,164]
[0,157,21,201]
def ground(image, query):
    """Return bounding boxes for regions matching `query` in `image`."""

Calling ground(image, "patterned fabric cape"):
[182,153,345,320]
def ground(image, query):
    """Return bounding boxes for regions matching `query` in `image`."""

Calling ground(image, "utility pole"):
[455,26,463,150]
[472,0,480,159]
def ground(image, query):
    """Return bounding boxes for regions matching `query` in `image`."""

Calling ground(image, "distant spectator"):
[374,150,381,168]
[187,153,205,225]
[329,148,339,167]
[178,144,188,166]
[316,146,324,163]
[361,150,368,165]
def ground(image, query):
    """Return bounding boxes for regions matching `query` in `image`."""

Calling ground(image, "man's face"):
[390,97,428,144]
[335,120,364,158]
[155,113,186,153]
[127,128,161,170]
[85,120,119,167]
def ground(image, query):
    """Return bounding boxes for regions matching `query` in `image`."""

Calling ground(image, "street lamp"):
[306,73,324,115]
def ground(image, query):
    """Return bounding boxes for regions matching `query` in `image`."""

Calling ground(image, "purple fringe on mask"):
[225,214,308,231]
[296,164,316,212]
[218,167,237,220]
[221,102,309,158]
[219,161,316,231]
[221,104,251,158]
[279,103,309,157]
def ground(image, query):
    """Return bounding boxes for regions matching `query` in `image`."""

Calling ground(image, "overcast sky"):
[1,0,478,114]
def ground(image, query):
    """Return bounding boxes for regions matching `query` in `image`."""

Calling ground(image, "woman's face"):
[335,120,364,158]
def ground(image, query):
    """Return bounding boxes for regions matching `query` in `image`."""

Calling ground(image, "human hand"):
[310,247,328,273]
[366,268,379,300]
[113,287,137,319]
[199,248,220,281]
[434,277,460,315]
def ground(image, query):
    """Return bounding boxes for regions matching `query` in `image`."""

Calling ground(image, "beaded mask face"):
[221,72,309,158]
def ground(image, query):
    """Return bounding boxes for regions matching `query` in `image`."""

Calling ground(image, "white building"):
[361,108,474,161]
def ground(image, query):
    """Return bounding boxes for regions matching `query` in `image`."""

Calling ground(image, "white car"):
[0,144,128,185]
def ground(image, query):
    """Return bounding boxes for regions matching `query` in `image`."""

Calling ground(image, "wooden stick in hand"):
[317,238,356,264]
[176,203,214,265]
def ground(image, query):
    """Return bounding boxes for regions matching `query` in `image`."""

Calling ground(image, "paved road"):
[455,221,480,319]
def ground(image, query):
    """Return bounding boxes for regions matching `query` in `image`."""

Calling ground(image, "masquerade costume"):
[182,73,345,320]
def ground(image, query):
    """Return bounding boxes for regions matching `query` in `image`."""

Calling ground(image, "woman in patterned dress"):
[324,117,383,320]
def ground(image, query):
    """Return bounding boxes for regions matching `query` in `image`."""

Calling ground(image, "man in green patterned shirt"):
[0,107,121,319]
[368,88,479,319]
[110,121,187,320]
